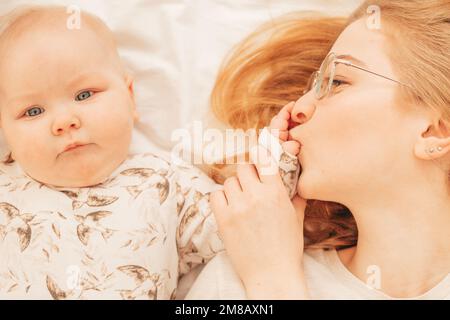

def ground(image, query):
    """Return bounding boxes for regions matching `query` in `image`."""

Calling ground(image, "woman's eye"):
[75,90,94,101]
[332,79,345,87]
[24,107,45,117]
[330,78,349,94]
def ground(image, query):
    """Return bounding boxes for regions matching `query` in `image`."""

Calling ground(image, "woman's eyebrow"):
[336,54,367,68]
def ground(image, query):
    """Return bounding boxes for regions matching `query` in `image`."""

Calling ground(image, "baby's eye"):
[75,90,94,101]
[24,106,45,117]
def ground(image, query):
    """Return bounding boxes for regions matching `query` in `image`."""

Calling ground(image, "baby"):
[0,5,300,299]
[0,5,225,300]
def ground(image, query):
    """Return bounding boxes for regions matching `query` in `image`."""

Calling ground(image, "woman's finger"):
[236,163,260,190]
[250,145,282,185]
[210,190,228,210]
[223,176,243,205]
[210,190,229,228]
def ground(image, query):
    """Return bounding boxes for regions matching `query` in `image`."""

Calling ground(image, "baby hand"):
[269,101,301,156]
[257,101,301,199]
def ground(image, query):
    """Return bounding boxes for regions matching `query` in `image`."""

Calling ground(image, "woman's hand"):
[210,145,309,299]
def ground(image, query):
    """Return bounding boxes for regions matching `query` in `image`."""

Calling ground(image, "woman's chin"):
[296,173,310,199]
[296,171,321,200]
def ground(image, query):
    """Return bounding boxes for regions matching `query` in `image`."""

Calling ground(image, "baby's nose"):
[52,115,81,135]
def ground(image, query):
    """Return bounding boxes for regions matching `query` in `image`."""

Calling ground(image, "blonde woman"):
[189,0,450,299]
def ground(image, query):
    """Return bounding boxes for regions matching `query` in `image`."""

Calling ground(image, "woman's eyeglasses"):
[304,52,411,99]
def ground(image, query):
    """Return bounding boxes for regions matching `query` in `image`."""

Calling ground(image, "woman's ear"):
[124,74,139,123]
[414,119,450,160]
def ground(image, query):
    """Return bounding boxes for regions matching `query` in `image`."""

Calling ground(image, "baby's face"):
[0,18,138,187]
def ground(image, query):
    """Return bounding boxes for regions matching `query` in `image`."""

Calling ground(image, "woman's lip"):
[288,119,297,130]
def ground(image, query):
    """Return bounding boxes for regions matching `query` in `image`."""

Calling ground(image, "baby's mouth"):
[63,143,86,152]
[58,142,92,157]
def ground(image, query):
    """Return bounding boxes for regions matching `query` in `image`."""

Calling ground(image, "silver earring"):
[429,147,443,153]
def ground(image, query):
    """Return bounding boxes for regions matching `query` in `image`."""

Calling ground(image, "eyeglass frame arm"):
[335,59,413,89]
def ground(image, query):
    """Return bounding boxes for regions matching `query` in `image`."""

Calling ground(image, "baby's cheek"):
[20,137,50,163]
[90,102,134,154]
[103,110,133,141]
[11,134,52,176]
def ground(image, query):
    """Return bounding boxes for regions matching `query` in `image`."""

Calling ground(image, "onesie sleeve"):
[173,161,224,275]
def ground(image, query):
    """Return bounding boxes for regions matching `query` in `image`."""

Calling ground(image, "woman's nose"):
[290,92,316,125]
[52,113,81,136]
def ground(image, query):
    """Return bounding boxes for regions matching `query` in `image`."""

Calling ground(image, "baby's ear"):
[4,152,14,164]
[125,74,135,99]
[124,74,139,122]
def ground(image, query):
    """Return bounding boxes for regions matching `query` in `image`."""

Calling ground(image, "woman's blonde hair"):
[207,0,450,249]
